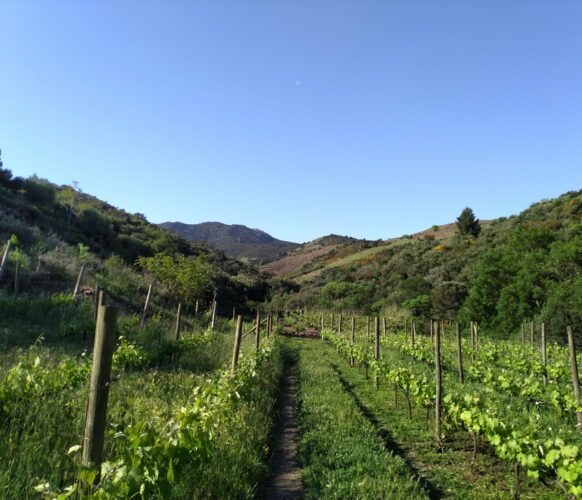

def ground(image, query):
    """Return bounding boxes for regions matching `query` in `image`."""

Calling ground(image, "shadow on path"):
[260,350,304,500]
[331,363,446,500]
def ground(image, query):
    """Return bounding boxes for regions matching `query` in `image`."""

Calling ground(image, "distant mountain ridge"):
[160,221,300,264]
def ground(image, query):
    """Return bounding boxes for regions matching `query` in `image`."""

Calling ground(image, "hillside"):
[268,193,582,339]
[260,234,358,277]
[161,221,299,264]
[0,160,293,314]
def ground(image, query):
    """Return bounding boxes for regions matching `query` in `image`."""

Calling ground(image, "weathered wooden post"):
[0,239,12,281]
[530,321,535,347]
[412,320,416,347]
[255,311,261,352]
[434,321,442,447]
[194,299,199,315]
[82,301,118,476]
[93,285,101,323]
[350,316,355,367]
[541,322,547,385]
[140,283,153,328]
[383,317,387,337]
[374,316,380,388]
[321,312,325,332]
[13,261,20,295]
[566,326,582,431]
[267,312,272,337]
[210,300,217,330]
[171,303,182,365]
[338,313,343,334]
[174,303,182,341]
[476,321,480,348]
[72,263,86,298]
[232,315,243,371]
[456,322,464,384]
[470,321,476,361]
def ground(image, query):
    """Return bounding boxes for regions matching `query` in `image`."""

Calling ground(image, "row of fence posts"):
[318,310,582,438]
[82,291,276,484]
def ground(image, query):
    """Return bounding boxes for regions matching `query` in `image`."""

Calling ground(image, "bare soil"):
[262,355,304,499]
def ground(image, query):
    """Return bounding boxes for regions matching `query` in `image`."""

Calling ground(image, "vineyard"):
[3,287,582,498]
[0,288,283,499]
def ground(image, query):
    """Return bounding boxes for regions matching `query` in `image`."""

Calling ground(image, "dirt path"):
[262,354,303,499]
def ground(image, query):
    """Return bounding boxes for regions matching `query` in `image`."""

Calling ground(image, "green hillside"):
[0,157,294,315]
[270,191,582,340]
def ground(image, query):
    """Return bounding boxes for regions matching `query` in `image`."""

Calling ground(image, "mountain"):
[160,221,300,264]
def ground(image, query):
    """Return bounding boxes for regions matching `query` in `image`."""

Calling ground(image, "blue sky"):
[1,1,581,243]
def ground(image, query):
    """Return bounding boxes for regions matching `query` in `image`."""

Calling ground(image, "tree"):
[0,149,13,187]
[456,207,481,237]
[431,281,468,320]
[137,253,212,304]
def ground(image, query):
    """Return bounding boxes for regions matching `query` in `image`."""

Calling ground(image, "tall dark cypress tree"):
[456,207,481,237]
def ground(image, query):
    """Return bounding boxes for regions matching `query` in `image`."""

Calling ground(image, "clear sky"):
[1,1,581,243]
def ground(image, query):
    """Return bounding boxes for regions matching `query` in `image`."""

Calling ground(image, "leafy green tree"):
[0,149,13,187]
[459,247,519,327]
[402,294,431,320]
[431,281,468,320]
[137,253,212,305]
[456,207,481,237]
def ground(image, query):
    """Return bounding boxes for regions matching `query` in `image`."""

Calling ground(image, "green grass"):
[322,334,566,499]
[286,336,431,499]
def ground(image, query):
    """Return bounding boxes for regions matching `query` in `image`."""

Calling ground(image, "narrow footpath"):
[262,352,304,499]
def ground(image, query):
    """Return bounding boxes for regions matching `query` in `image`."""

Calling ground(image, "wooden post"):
[331,312,335,329]
[267,313,272,337]
[474,321,478,350]
[541,322,547,385]
[82,303,118,474]
[470,321,475,361]
[93,285,101,323]
[321,312,324,332]
[338,314,343,334]
[72,263,86,298]
[0,239,12,281]
[412,320,416,347]
[374,316,380,388]
[566,326,582,431]
[382,317,387,337]
[13,261,20,295]
[255,311,261,352]
[210,300,217,330]
[140,283,153,328]
[174,303,182,341]
[231,315,243,371]
[434,321,442,446]
[171,303,182,365]
[350,316,355,367]
[456,322,464,384]
[530,321,535,347]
